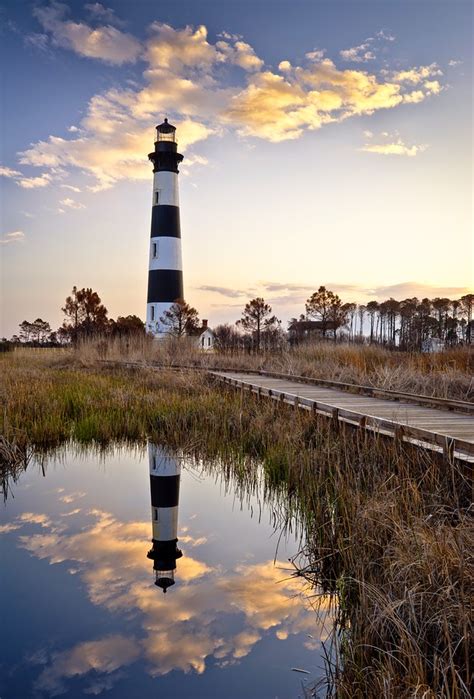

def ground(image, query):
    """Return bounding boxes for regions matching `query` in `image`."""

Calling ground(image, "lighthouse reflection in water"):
[147,444,183,593]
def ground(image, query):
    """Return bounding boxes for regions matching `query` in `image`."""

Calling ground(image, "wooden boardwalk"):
[211,371,474,462]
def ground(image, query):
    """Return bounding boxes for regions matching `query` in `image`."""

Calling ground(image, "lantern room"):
[155,118,177,143]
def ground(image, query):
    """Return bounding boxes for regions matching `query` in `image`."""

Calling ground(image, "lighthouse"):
[147,444,183,592]
[146,119,184,336]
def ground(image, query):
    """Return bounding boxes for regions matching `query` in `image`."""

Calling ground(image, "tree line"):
[5,286,144,346]
[212,288,474,352]
[4,285,473,352]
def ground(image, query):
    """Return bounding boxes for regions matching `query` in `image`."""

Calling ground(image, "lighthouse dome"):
[156,117,176,133]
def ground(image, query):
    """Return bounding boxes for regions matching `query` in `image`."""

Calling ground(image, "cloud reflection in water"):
[7,468,332,695]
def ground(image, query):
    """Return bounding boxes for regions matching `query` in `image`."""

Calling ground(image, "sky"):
[0,0,472,337]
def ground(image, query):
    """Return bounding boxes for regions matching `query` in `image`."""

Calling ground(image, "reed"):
[71,335,473,401]
[0,350,471,698]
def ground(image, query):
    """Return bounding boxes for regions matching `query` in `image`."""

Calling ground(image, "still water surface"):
[1,446,331,698]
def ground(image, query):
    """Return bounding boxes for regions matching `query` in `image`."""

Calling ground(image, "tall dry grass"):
[0,350,472,697]
[72,335,474,401]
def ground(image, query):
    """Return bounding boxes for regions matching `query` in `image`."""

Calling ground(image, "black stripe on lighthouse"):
[147,270,183,303]
[150,474,180,508]
[150,205,181,238]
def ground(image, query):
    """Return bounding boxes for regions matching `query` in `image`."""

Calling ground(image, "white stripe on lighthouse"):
[151,506,179,541]
[146,301,179,334]
[149,237,183,271]
[148,446,182,476]
[153,171,179,207]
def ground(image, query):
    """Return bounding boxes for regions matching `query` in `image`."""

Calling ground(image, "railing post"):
[394,425,404,446]
[443,437,455,463]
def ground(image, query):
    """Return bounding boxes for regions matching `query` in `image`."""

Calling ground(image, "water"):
[1,445,332,698]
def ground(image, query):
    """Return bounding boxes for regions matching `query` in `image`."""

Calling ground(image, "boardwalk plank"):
[212,371,474,461]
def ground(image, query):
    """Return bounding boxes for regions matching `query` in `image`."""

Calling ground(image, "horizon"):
[1,0,472,338]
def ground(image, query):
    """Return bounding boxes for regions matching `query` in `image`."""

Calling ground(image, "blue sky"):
[1,0,472,337]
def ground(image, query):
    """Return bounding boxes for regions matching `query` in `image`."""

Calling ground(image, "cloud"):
[60,184,81,192]
[0,522,22,532]
[20,101,213,191]
[1,164,55,188]
[15,19,444,187]
[197,285,250,298]
[58,198,86,210]
[0,165,22,178]
[200,281,366,312]
[423,80,442,94]
[1,230,25,245]
[340,43,375,63]
[339,31,394,64]
[448,59,462,67]
[225,57,432,141]
[305,48,326,62]
[392,63,442,84]
[360,138,427,157]
[376,29,396,42]
[84,3,126,28]
[17,173,53,188]
[216,39,264,71]
[262,282,317,293]
[59,490,86,503]
[367,282,473,300]
[146,22,220,72]
[33,1,142,65]
[24,32,50,52]
[36,635,139,696]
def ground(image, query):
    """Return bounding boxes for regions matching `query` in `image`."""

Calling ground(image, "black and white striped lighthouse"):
[146,118,184,336]
[147,444,183,592]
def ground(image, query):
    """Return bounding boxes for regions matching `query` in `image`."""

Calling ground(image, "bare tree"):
[62,286,109,341]
[357,304,366,338]
[18,319,52,345]
[159,299,199,337]
[366,301,379,344]
[18,320,33,343]
[461,294,474,343]
[31,318,51,343]
[213,324,242,353]
[432,298,451,340]
[342,302,357,340]
[112,315,145,337]
[329,297,348,340]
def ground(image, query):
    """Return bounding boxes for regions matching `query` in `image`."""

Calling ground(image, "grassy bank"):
[1,350,472,698]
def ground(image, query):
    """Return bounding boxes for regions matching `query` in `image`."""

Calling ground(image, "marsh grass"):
[0,350,472,697]
[73,335,473,401]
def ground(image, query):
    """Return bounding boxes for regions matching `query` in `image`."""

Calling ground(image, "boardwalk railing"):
[256,370,474,414]
[211,371,474,463]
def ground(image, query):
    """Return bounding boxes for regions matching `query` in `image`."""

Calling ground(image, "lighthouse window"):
[152,242,158,259]
[154,191,159,205]
[150,306,155,321]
